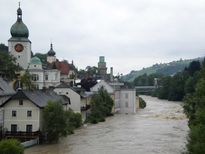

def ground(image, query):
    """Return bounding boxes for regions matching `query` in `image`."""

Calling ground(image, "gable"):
[91,80,114,94]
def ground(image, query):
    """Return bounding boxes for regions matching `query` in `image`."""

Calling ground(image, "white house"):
[119,89,136,114]
[90,80,114,94]
[28,56,60,89]
[90,80,138,114]
[0,90,68,140]
[54,83,81,113]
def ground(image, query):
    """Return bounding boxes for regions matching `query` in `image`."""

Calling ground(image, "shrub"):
[0,139,24,154]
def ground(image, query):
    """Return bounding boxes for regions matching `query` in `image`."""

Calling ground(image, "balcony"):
[4,131,41,141]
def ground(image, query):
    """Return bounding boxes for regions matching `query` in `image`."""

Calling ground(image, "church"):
[9,5,76,89]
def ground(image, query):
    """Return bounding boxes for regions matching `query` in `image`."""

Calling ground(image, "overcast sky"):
[1,0,205,75]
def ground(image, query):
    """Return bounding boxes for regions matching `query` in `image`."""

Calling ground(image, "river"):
[25,95,189,154]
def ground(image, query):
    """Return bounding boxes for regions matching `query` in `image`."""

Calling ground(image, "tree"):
[183,59,205,153]
[43,101,82,143]
[0,45,20,80]
[0,139,24,154]
[43,100,68,143]
[88,87,114,124]
[21,71,35,90]
[80,77,97,91]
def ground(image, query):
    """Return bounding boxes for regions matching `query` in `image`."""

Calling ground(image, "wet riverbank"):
[25,96,188,154]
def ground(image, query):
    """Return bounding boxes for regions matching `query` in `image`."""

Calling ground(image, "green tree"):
[21,72,35,90]
[157,76,171,99]
[43,100,68,143]
[88,87,114,124]
[183,59,205,153]
[0,45,20,80]
[0,139,24,154]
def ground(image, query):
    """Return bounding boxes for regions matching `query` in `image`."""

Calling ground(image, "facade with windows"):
[90,80,138,114]
[119,89,137,114]
[0,90,68,140]
[28,56,60,89]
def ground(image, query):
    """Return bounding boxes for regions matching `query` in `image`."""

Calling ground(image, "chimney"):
[110,67,113,82]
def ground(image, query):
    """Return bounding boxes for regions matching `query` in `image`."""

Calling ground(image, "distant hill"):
[122,57,204,82]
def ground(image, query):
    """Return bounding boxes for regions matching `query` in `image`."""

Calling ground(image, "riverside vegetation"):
[132,59,205,153]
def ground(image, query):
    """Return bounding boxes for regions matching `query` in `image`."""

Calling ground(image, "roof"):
[0,77,15,96]
[55,82,71,88]
[0,90,68,108]
[47,43,56,56]
[30,56,42,65]
[10,7,29,38]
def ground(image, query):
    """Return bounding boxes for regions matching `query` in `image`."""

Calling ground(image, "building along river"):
[25,95,189,154]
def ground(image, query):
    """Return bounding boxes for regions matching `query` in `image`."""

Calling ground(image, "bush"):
[88,87,114,124]
[139,97,146,109]
[0,139,24,154]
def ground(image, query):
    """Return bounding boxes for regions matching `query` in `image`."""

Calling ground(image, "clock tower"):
[8,4,31,70]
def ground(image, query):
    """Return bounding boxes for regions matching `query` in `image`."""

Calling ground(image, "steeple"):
[17,2,22,21]
[10,3,29,38]
[47,43,56,56]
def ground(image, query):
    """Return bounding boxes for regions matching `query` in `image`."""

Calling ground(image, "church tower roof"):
[10,3,29,38]
[47,43,56,56]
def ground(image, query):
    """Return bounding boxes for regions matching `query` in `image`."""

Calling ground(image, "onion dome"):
[10,6,29,38]
[30,56,42,65]
[47,43,56,56]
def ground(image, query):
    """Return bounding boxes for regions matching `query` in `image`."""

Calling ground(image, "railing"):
[4,131,41,141]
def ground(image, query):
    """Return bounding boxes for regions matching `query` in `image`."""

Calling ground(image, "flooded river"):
[25,96,189,154]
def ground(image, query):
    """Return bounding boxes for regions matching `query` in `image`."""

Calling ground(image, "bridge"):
[135,86,157,93]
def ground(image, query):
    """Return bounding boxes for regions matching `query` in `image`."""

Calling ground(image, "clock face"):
[15,44,24,52]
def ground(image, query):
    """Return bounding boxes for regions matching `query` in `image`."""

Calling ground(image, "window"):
[12,110,16,117]
[34,65,36,67]
[125,93,128,99]
[45,74,48,80]
[27,110,32,117]
[11,124,17,132]
[19,99,23,105]
[26,125,32,133]
[31,74,39,81]
[125,102,129,108]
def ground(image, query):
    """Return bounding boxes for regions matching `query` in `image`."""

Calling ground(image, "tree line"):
[133,59,205,153]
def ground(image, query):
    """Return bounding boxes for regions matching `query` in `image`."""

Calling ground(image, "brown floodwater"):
[25,95,189,154]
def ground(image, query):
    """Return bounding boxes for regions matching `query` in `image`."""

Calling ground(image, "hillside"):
[122,57,204,82]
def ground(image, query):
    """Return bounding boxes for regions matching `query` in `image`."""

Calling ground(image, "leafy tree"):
[157,76,171,99]
[0,139,24,154]
[64,109,82,134]
[0,44,20,80]
[184,60,201,76]
[183,59,205,153]
[88,87,114,124]
[80,77,97,91]
[43,101,82,143]
[43,100,68,143]
[21,71,35,90]
[168,72,185,101]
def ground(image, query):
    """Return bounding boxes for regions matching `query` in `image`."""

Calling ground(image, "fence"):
[21,138,39,148]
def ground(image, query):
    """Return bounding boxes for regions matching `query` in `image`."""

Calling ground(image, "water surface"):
[25,96,188,154]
